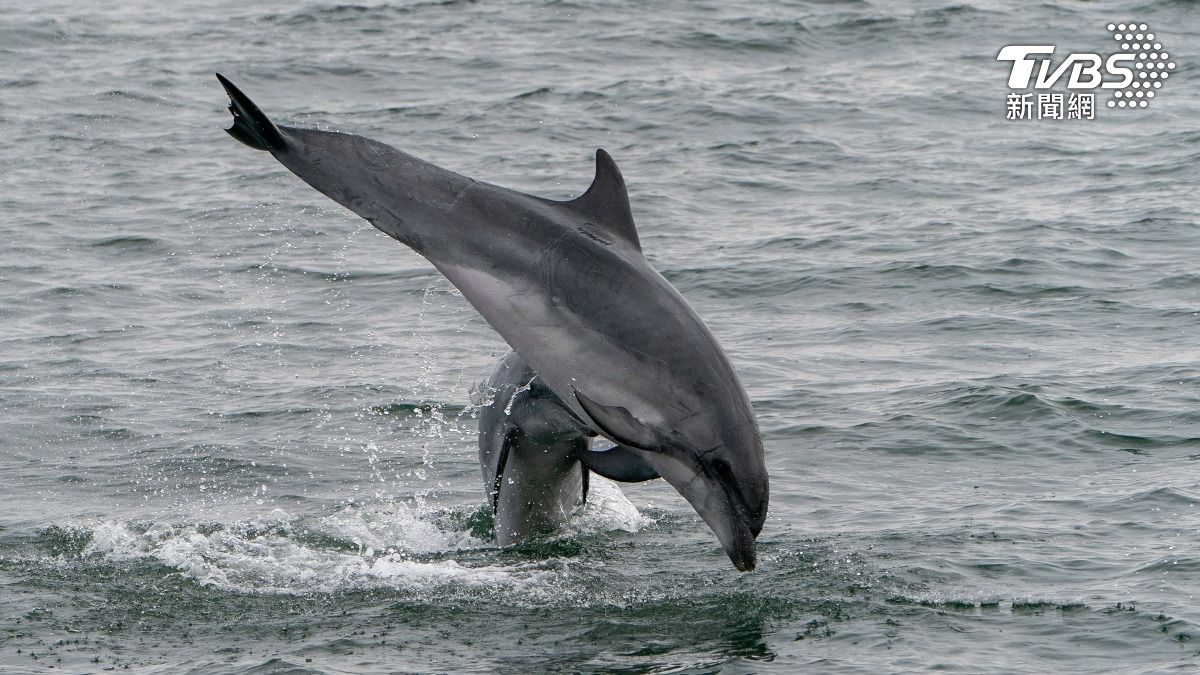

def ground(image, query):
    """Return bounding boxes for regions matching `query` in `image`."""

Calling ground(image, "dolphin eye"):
[709,457,734,484]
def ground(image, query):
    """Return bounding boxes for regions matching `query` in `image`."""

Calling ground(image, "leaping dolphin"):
[216,74,768,570]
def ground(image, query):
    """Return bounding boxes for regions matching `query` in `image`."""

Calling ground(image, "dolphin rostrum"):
[217,73,768,570]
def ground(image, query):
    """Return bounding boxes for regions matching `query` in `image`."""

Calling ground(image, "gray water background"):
[1,0,1198,672]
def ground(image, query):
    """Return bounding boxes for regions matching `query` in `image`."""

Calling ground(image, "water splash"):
[67,481,646,596]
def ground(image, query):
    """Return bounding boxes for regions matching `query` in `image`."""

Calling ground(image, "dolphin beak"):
[641,450,767,571]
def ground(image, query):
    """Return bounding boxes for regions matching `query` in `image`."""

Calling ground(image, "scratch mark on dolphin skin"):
[622,344,671,370]
[442,179,478,211]
[577,225,613,246]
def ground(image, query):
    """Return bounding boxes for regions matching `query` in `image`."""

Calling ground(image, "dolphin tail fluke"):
[216,73,286,152]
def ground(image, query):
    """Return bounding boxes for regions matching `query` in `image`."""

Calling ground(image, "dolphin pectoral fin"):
[573,388,668,450]
[559,149,641,252]
[575,444,660,483]
[216,73,286,152]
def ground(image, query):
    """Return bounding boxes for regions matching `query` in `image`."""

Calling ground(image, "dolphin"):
[216,74,768,570]
[480,351,589,544]
[478,350,660,544]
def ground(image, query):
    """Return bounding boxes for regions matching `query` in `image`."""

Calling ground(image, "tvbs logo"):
[999,46,1133,89]
[997,23,1175,119]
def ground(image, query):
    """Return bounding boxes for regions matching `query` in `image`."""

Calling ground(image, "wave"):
[47,479,647,597]
[88,235,165,250]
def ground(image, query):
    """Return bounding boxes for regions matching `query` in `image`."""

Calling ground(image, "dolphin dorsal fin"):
[566,149,642,252]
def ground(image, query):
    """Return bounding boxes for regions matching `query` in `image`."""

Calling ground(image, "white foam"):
[72,482,648,596]
[79,505,544,595]
[564,475,653,536]
[313,501,484,555]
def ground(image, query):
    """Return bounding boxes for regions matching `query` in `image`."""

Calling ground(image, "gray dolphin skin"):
[217,73,768,570]
[478,351,589,544]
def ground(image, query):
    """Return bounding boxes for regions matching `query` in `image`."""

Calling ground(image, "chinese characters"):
[1005,92,1094,120]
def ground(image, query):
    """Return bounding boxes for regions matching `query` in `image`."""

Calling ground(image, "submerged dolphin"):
[480,351,589,544]
[217,74,768,570]
[479,351,660,544]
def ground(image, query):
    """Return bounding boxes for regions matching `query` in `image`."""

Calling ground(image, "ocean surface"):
[1,0,1198,672]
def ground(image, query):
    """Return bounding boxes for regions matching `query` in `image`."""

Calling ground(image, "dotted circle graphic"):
[1107,22,1174,110]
